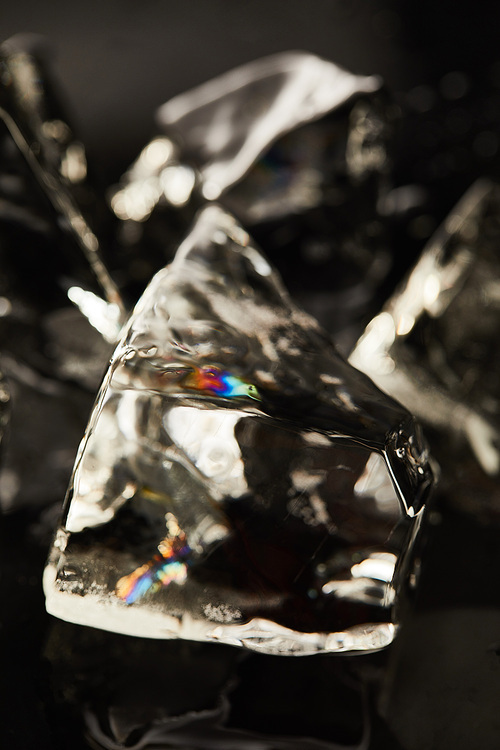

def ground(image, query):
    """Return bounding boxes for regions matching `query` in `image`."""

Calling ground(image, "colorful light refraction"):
[183,365,260,400]
[116,514,191,604]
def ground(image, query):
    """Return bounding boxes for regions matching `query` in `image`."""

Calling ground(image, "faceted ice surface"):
[44,205,433,654]
[156,51,382,203]
[112,52,393,348]
[351,179,500,521]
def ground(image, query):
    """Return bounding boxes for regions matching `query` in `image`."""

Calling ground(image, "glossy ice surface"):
[44,205,433,654]
[156,51,382,203]
[111,51,393,352]
[351,179,500,519]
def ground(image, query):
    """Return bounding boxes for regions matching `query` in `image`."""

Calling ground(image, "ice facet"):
[156,51,382,203]
[111,52,393,347]
[44,204,433,654]
[351,179,500,519]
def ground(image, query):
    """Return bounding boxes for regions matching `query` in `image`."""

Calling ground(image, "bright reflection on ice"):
[143,137,175,169]
[110,136,184,220]
[202,180,222,200]
[111,178,162,222]
[60,142,87,183]
[396,313,415,336]
[0,296,12,317]
[68,287,123,343]
[112,164,196,219]
[321,578,394,607]
[423,273,441,307]
[159,165,196,206]
[351,312,396,375]
[322,552,396,607]
[66,392,135,533]
[351,552,397,582]
[354,452,401,516]
[164,406,247,497]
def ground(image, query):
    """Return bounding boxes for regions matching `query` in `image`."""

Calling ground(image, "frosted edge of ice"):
[43,563,396,654]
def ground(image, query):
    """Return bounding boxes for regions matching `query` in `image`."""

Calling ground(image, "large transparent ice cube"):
[44,204,433,654]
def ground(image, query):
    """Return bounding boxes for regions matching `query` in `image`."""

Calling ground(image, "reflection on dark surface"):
[45,623,374,749]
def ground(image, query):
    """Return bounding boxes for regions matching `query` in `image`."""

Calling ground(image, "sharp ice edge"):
[44,562,395,655]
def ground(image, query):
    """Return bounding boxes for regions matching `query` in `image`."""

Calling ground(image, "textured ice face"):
[113,51,384,220]
[111,52,393,351]
[351,179,500,521]
[44,205,433,655]
[155,51,382,203]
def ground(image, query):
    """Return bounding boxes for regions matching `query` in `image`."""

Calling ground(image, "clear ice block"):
[44,205,433,654]
[111,52,393,347]
[113,51,384,220]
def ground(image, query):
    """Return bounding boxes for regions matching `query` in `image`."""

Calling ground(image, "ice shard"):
[111,52,394,344]
[44,205,433,654]
[113,51,384,220]
[351,179,500,519]
[155,51,383,206]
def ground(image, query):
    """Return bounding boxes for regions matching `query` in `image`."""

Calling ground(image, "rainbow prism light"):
[116,513,191,604]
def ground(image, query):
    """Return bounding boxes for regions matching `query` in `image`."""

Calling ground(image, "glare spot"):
[203,180,222,200]
[111,178,162,222]
[351,552,397,582]
[244,246,272,276]
[212,229,227,245]
[423,274,441,307]
[0,297,12,317]
[396,313,415,336]
[68,286,122,342]
[143,138,174,169]
[60,142,87,183]
[160,165,195,206]
[228,225,250,248]
[42,119,71,141]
